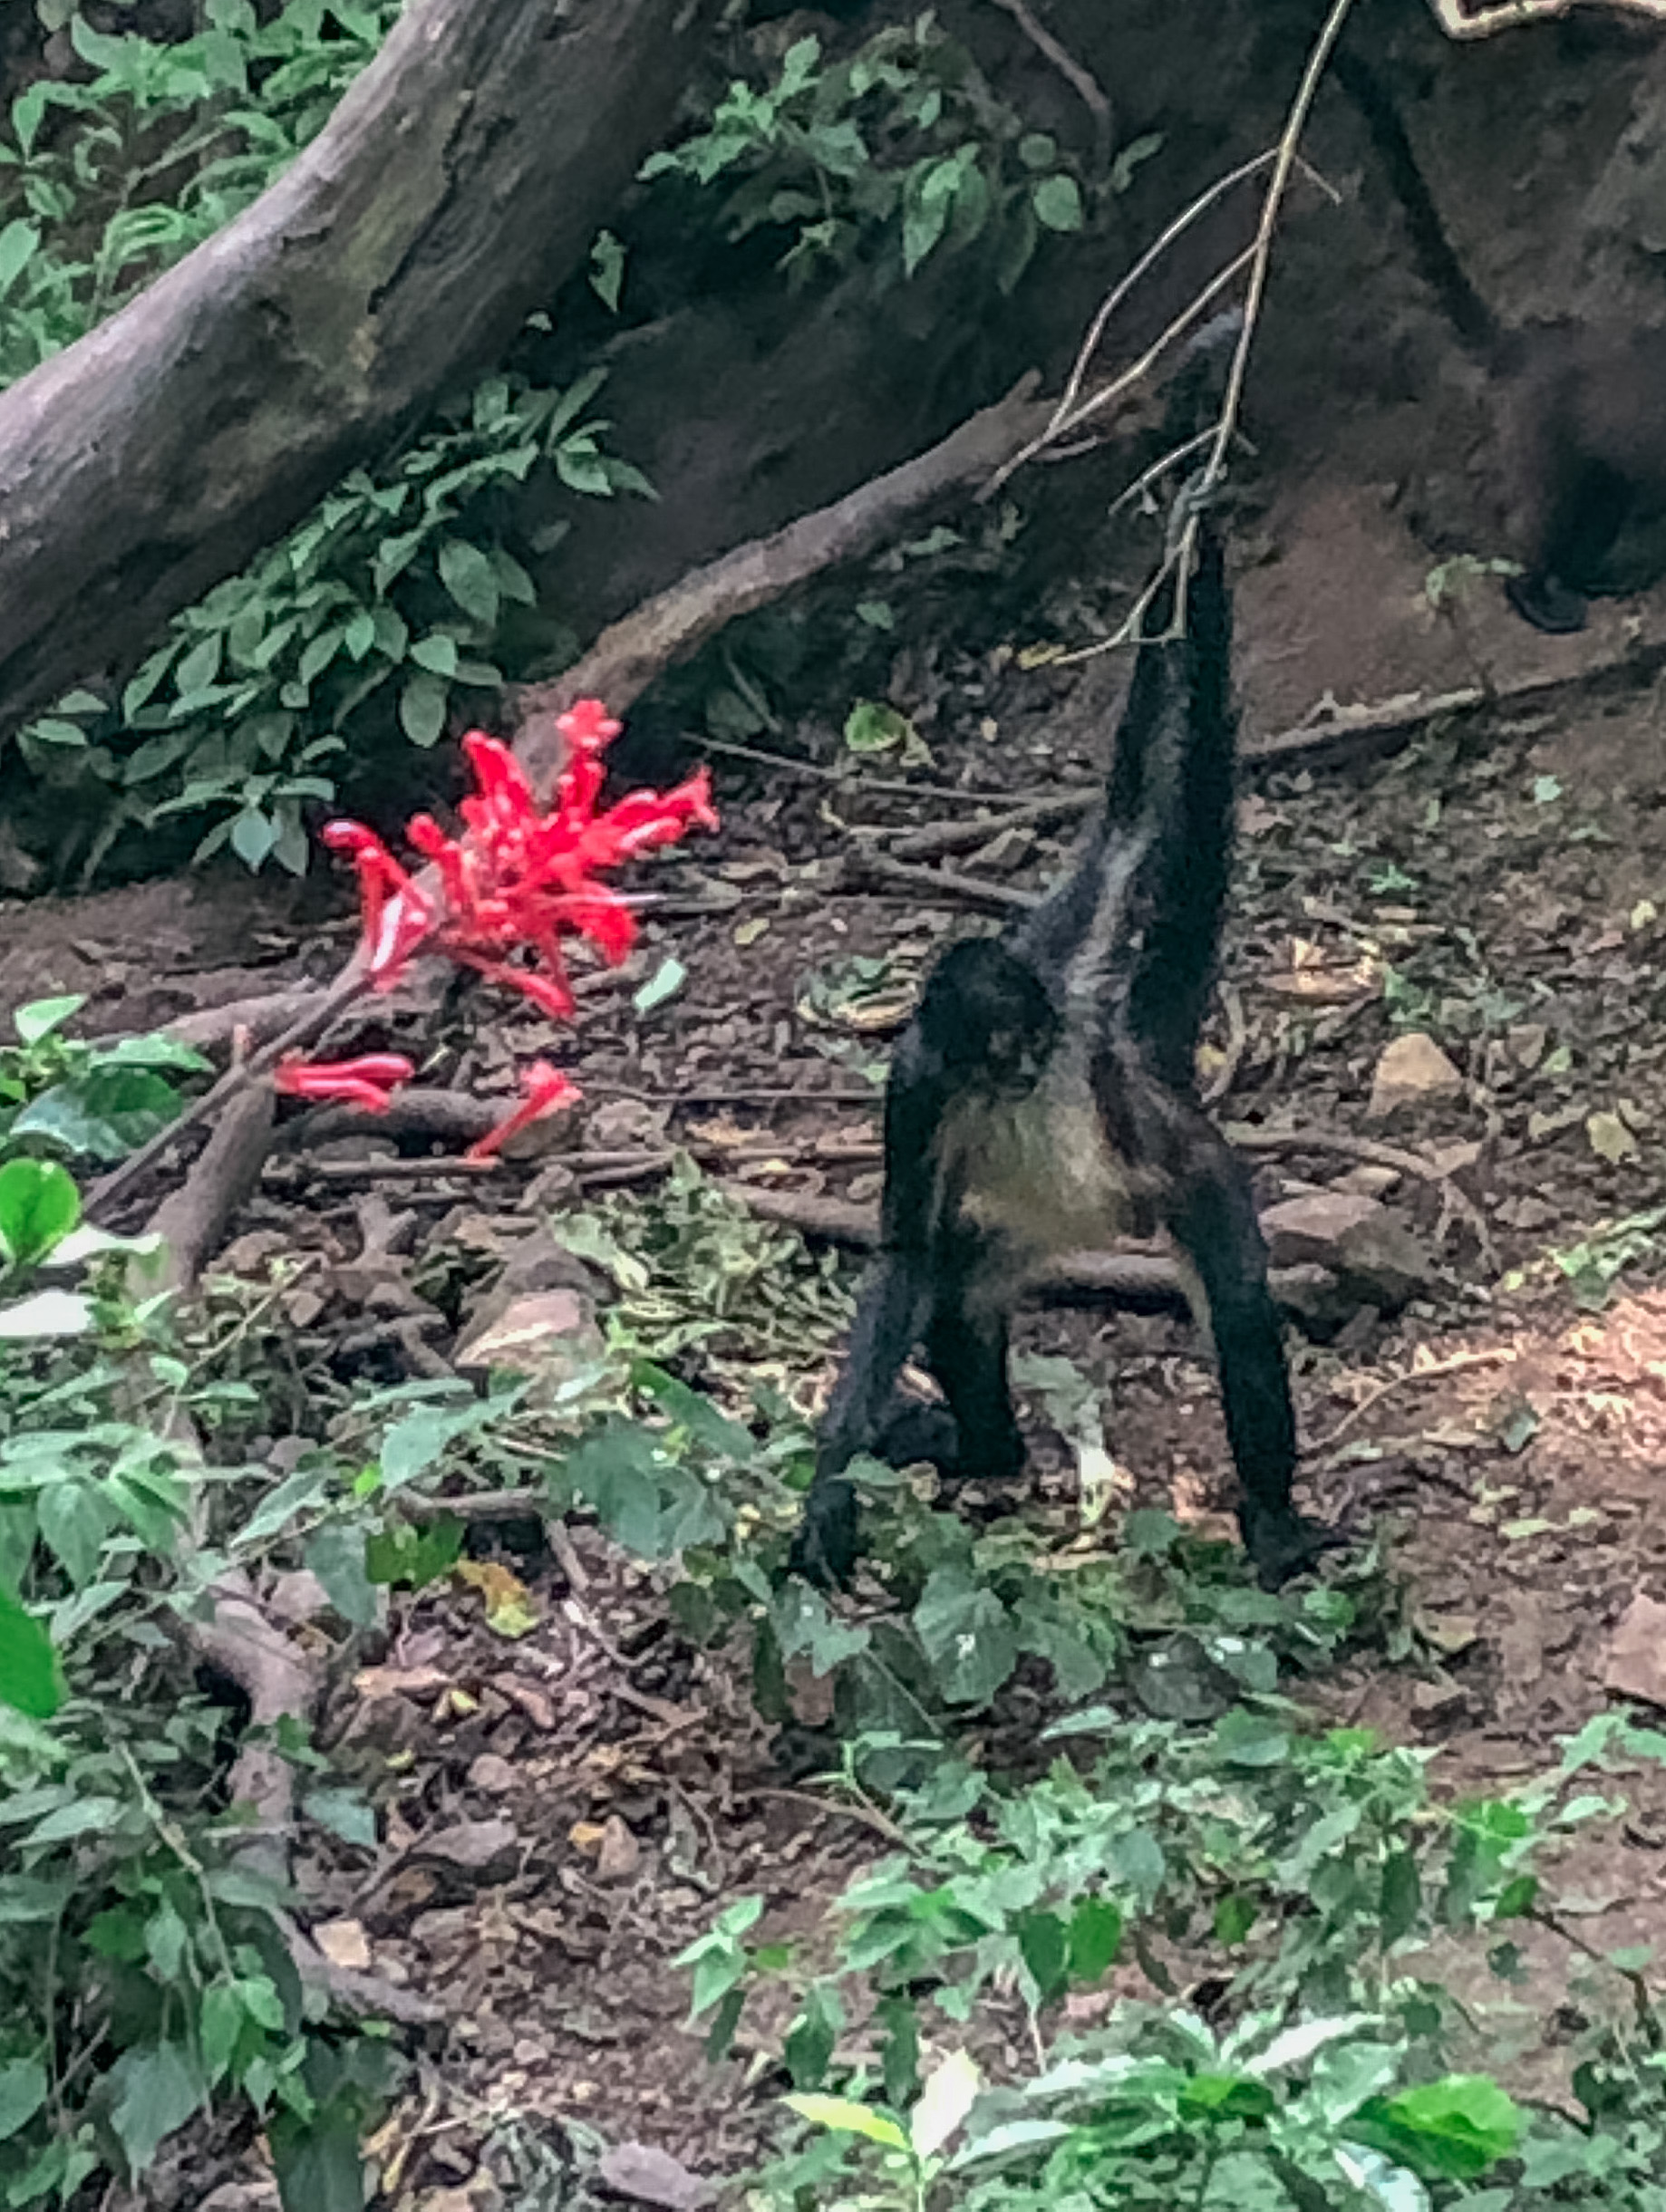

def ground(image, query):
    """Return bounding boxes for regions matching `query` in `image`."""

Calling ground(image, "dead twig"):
[883,787,1097,863]
[1429,0,1666,34]
[848,852,1038,914]
[143,1086,275,1296]
[986,0,1112,167]
[1315,1346,1516,1451]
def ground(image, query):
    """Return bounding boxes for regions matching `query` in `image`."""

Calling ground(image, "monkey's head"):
[915,939,1060,1094]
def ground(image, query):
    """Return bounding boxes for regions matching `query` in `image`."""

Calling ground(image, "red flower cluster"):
[322,700,718,1019]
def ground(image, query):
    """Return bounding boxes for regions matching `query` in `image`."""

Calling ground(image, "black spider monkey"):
[791,326,1327,1594]
[1332,43,1666,636]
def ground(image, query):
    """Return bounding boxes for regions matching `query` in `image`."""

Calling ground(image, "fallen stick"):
[144,1087,275,1295]
[511,373,1056,790]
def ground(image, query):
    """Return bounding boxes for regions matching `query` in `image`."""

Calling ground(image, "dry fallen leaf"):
[312,1917,372,1972]
[354,1664,453,1702]
[456,1559,539,1638]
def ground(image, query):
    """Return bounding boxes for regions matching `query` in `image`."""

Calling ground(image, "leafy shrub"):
[643,15,1129,295]
[0,0,400,385]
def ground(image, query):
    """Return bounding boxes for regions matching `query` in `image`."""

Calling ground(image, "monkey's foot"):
[789,1477,858,1590]
[1506,572,1589,635]
[1240,1504,1346,1591]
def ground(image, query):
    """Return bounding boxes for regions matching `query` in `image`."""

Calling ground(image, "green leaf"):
[399,671,448,749]
[13,1070,184,1161]
[438,538,500,627]
[1032,174,1084,233]
[1017,131,1058,171]
[0,2057,47,2142]
[108,2042,206,2178]
[1357,2076,1522,2181]
[590,227,626,311]
[0,218,40,298]
[1380,1849,1422,1946]
[843,700,913,755]
[784,2095,910,2153]
[304,1524,378,1628]
[14,994,84,1045]
[0,1156,80,1263]
[1016,1910,1069,2000]
[914,1569,1017,1705]
[410,633,459,677]
[364,1517,462,1589]
[271,2101,369,2212]
[230,808,278,870]
[784,1983,842,2090]
[37,1478,109,1589]
[1068,1895,1123,1983]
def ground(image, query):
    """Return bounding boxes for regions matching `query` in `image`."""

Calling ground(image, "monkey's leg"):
[794,1251,931,1587]
[1162,1126,1325,1587]
[1507,461,1631,635]
[923,1247,1025,1491]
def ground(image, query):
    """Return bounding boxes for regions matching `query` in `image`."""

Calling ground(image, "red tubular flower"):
[272,1053,415,1113]
[464,1060,582,1163]
[320,698,717,1015]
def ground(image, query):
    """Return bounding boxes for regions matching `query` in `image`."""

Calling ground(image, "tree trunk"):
[0,0,710,741]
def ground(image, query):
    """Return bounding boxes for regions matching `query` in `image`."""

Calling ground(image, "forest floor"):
[12,468,1666,2209]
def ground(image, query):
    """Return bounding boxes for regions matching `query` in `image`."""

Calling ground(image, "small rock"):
[596,1813,643,1884]
[1268,1261,1351,1337]
[1259,1194,1436,1309]
[467,1752,518,1795]
[597,2142,710,2211]
[1603,1592,1666,1707]
[1365,1031,1464,1120]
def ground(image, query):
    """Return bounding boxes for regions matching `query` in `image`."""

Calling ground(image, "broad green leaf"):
[0,2056,47,2142]
[230,808,278,870]
[1357,2075,1522,2181]
[14,994,84,1045]
[305,1785,378,1850]
[1068,1895,1123,1983]
[37,1478,108,1588]
[1016,1911,1069,2002]
[399,671,448,749]
[0,1592,60,1724]
[0,1157,80,1263]
[108,2042,207,2178]
[437,538,500,627]
[634,957,686,1013]
[271,2101,369,2212]
[785,2095,910,2153]
[914,1569,1016,1705]
[12,1070,183,1161]
[304,1523,379,1628]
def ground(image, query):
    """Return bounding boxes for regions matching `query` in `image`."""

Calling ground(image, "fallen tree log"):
[0,0,710,739]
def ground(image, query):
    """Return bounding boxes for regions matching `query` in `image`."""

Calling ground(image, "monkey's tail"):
[1331,47,1499,360]
[1121,510,1235,1091]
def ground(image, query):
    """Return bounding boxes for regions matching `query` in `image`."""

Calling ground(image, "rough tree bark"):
[0,0,710,740]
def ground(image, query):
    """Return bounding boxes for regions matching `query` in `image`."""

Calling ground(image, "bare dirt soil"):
[21,468,1666,2209]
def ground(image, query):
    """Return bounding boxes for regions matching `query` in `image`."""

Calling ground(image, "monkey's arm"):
[791,1040,946,1587]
